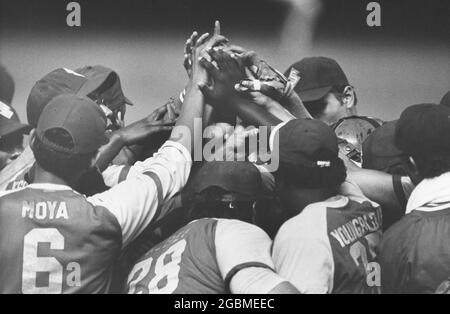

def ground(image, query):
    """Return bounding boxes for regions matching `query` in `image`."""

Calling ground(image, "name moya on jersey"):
[22,201,69,220]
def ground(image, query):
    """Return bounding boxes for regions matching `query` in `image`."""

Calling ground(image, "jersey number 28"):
[127,239,187,294]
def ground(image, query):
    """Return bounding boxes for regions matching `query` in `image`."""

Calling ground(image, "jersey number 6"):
[22,228,64,294]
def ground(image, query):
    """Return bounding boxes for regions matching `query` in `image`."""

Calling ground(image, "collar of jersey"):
[406,171,450,214]
[27,183,73,191]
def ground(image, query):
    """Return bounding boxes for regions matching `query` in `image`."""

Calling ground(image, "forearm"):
[170,83,204,152]
[265,100,296,123]
[232,97,282,129]
[281,91,312,119]
[95,132,126,172]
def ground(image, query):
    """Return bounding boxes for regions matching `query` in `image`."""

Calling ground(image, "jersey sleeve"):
[101,164,130,187]
[272,205,334,294]
[88,140,192,247]
[214,219,276,292]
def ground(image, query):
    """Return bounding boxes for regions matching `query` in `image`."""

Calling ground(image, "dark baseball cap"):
[440,91,450,107]
[362,120,406,171]
[27,68,107,128]
[284,57,349,102]
[75,65,133,111]
[278,119,339,168]
[0,101,31,138]
[395,103,450,156]
[187,161,262,200]
[35,94,108,154]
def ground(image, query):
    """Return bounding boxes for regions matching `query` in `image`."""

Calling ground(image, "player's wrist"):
[111,130,128,147]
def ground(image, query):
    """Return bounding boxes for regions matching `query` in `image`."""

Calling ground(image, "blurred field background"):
[1,0,449,126]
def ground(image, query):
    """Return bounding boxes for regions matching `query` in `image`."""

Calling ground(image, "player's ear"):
[342,86,356,109]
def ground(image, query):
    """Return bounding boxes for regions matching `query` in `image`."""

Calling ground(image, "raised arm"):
[171,26,228,151]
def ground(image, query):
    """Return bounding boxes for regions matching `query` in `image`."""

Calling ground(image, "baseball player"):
[0,22,226,294]
[0,67,129,191]
[379,104,450,294]
[126,161,298,294]
[0,67,172,195]
[0,90,194,293]
[284,57,361,126]
[269,119,383,294]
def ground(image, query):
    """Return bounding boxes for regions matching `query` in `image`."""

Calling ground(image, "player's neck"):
[282,186,337,216]
[32,163,70,187]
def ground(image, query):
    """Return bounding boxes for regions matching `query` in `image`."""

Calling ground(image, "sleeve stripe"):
[224,262,275,294]
[118,166,132,183]
[143,171,164,220]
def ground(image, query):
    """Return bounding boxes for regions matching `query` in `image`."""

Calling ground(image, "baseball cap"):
[440,91,450,107]
[362,120,406,172]
[284,57,349,102]
[35,94,108,154]
[0,101,31,138]
[75,65,133,111]
[395,103,450,156]
[27,68,108,128]
[278,119,339,168]
[187,161,262,200]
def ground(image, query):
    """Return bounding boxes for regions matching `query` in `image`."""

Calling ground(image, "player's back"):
[126,217,277,294]
[126,218,224,294]
[0,183,122,294]
[273,183,383,294]
[326,196,383,294]
[380,208,450,293]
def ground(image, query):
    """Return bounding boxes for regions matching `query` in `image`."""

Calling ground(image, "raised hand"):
[183,31,198,78]
[118,105,175,146]
[184,20,228,83]
[198,48,247,107]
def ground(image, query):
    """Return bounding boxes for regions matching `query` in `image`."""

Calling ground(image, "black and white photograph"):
[0,0,449,299]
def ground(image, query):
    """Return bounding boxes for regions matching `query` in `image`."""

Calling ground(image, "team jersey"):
[0,141,191,294]
[272,181,383,294]
[126,218,280,294]
[379,172,450,294]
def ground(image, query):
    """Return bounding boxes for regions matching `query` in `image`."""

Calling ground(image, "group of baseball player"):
[0,21,449,294]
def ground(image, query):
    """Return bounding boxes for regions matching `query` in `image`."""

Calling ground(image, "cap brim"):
[124,96,134,106]
[77,72,112,97]
[188,161,261,197]
[0,123,32,138]
[298,86,333,102]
